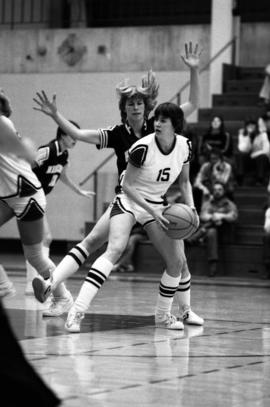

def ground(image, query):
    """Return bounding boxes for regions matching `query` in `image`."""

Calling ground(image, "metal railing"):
[80,36,238,221]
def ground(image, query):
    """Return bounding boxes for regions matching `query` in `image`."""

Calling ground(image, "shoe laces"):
[182,306,191,319]
[48,297,58,310]
[164,313,177,326]
[68,309,83,325]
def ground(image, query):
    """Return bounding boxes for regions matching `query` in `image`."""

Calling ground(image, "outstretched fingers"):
[185,41,200,57]
[41,90,50,103]
[32,97,43,109]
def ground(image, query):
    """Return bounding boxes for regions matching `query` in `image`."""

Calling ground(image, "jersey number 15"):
[156,168,170,182]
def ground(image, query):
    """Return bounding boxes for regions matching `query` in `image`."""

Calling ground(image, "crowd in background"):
[183,104,270,277]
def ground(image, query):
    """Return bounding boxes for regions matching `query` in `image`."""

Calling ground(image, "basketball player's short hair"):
[0,90,12,117]
[154,102,184,133]
[56,120,80,140]
[116,70,159,123]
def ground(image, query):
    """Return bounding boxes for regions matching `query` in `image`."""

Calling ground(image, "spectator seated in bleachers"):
[235,117,270,186]
[262,194,270,279]
[260,110,270,143]
[193,148,235,213]
[187,181,238,277]
[259,64,270,107]
[198,115,233,166]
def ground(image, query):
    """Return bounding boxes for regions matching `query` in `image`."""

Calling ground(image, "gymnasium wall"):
[240,23,270,66]
[0,23,269,75]
[0,25,210,73]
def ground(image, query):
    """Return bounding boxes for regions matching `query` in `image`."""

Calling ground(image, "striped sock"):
[156,271,181,317]
[75,256,113,312]
[52,243,89,290]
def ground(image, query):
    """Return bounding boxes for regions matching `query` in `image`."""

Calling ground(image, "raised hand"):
[33,91,57,117]
[181,42,202,69]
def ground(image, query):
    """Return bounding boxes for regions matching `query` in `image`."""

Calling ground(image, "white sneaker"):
[182,307,204,326]
[65,305,85,333]
[32,276,52,303]
[155,313,184,330]
[42,290,74,317]
[0,280,16,298]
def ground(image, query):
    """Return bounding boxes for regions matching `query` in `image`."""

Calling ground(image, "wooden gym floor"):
[2,254,270,407]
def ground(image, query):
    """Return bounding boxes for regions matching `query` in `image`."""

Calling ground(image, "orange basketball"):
[163,203,198,240]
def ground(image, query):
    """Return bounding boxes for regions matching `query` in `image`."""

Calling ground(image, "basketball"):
[163,203,199,240]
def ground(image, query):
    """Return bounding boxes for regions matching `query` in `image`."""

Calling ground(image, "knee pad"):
[23,243,55,279]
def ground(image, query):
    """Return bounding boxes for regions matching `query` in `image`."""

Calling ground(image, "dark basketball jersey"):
[97,117,155,176]
[33,139,68,195]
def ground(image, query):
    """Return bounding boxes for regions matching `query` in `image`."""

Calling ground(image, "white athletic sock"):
[43,245,50,257]
[156,271,181,318]
[52,243,89,290]
[175,275,191,312]
[75,256,113,313]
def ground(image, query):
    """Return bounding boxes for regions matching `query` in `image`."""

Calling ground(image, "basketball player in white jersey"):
[64,102,198,331]
[0,90,73,309]
[32,42,204,327]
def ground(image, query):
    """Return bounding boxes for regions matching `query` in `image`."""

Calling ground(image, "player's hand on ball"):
[152,208,170,230]
[33,91,58,117]
[190,207,200,229]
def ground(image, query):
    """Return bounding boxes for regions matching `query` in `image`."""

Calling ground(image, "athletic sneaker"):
[65,305,85,333]
[0,280,16,298]
[181,307,204,326]
[32,276,52,303]
[155,313,184,330]
[42,290,74,317]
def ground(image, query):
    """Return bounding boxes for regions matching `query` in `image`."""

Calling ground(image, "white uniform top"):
[0,153,41,199]
[126,132,192,202]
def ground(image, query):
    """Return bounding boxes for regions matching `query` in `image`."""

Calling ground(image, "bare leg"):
[25,214,51,294]
[51,206,111,290]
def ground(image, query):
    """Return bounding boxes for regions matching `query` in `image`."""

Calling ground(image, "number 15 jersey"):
[126,132,192,202]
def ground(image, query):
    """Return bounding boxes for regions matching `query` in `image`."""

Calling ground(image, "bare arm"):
[0,116,36,163]
[178,163,200,227]
[178,163,195,207]
[33,91,100,144]
[59,166,95,198]
[200,201,213,222]
[180,42,201,118]
[193,164,211,196]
